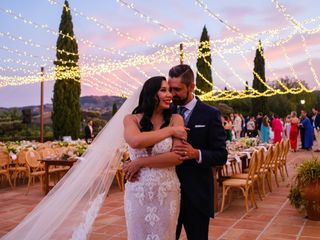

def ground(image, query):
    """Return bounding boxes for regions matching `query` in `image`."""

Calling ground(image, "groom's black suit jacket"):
[175,100,227,217]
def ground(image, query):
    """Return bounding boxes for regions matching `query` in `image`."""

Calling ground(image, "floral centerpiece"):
[76,142,87,156]
[241,137,259,148]
[6,144,18,154]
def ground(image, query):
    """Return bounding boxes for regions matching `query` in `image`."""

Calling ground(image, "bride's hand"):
[170,126,188,140]
[123,160,141,182]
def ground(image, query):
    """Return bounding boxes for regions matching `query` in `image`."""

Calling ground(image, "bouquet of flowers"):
[76,143,87,156]
[6,142,19,154]
[241,137,259,148]
[57,141,69,147]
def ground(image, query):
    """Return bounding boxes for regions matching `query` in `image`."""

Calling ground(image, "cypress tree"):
[195,25,213,96]
[52,0,81,140]
[251,40,267,115]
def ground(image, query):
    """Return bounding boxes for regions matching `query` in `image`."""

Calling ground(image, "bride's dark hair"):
[132,76,172,132]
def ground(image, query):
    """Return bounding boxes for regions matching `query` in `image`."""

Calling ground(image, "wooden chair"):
[220,151,259,212]
[115,163,125,192]
[37,147,57,160]
[44,141,53,147]
[259,145,274,196]
[10,149,28,187]
[115,150,129,192]
[25,150,45,194]
[278,139,290,180]
[230,148,264,200]
[228,157,242,175]
[0,150,13,188]
[269,143,281,187]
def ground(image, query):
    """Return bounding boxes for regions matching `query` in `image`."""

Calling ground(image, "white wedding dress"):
[124,137,181,240]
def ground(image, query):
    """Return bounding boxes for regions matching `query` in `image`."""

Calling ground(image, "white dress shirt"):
[179,95,202,163]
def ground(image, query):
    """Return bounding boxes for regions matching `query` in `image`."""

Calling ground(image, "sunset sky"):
[0,0,319,107]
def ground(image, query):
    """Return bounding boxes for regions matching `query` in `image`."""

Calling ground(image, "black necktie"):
[178,106,187,119]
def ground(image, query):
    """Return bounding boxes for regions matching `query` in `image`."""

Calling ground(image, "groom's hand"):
[172,141,199,161]
[123,160,140,182]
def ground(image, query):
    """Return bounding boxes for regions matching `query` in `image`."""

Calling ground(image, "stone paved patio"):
[1,149,320,240]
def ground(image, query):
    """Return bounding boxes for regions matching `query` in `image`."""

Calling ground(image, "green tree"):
[268,77,317,116]
[52,0,81,140]
[251,40,268,115]
[112,102,118,116]
[195,25,212,96]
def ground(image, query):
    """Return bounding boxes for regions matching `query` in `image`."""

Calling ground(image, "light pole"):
[40,67,44,143]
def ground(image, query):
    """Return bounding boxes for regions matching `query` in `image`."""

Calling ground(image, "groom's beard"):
[172,92,189,106]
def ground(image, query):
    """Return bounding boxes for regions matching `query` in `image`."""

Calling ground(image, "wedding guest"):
[312,107,320,152]
[272,115,283,144]
[260,115,270,143]
[84,120,94,144]
[233,113,242,139]
[300,110,313,150]
[246,116,256,137]
[223,115,233,142]
[289,111,299,152]
[283,115,291,140]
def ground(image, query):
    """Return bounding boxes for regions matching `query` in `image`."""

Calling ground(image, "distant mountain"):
[0,95,126,114]
[80,95,126,109]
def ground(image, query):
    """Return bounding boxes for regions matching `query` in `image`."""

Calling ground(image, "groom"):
[169,64,227,240]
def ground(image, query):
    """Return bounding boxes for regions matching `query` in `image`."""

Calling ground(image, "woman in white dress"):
[123,76,187,240]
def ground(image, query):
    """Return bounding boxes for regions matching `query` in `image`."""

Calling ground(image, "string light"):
[0,3,318,100]
[113,0,316,96]
[48,0,166,49]
[194,0,318,96]
[271,0,307,31]
[195,0,292,92]
[0,45,51,64]
[270,0,320,87]
[115,0,194,42]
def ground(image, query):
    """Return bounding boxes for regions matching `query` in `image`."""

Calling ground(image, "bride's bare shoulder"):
[171,114,184,125]
[124,113,143,124]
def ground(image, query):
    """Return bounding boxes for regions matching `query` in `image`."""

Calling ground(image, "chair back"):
[272,143,281,165]
[37,148,57,159]
[36,143,46,150]
[26,150,42,168]
[16,149,27,165]
[283,139,290,158]
[278,140,285,161]
[0,150,10,168]
[44,141,53,147]
[263,144,274,169]
[256,148,265,171]
[247,150,258,183]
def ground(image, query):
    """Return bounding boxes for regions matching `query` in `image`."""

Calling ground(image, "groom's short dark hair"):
[168,64,194,86]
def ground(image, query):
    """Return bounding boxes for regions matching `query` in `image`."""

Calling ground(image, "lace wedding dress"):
[124,137,181,240]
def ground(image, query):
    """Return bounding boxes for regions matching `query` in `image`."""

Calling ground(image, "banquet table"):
[41,158,77,194]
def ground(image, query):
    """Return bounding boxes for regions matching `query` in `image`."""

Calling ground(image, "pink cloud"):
[217,3,306,39]
[268,58,320,89]
[264,34,320,61]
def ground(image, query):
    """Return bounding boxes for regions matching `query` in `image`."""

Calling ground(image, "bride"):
[123,76,187,239]
[2,76,185,240]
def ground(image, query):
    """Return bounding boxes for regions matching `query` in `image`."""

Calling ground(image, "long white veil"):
[2,86,142,240]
